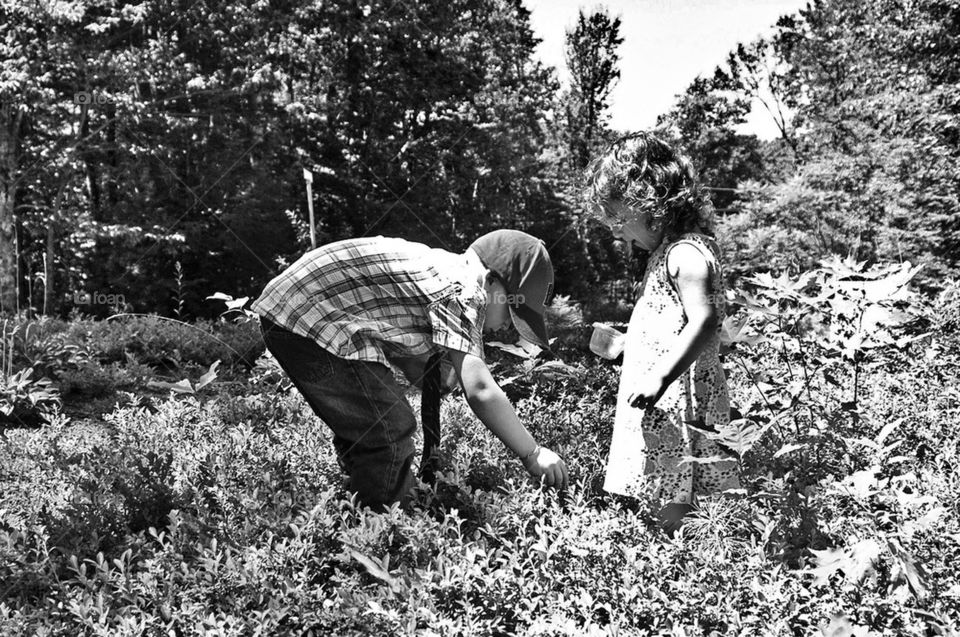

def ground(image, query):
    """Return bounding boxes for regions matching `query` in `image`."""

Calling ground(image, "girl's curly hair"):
[584,131,715,238]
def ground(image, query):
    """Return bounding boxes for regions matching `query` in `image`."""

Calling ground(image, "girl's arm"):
[628,242,719,409]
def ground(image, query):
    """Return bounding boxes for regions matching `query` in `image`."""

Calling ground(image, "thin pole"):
[303,167,316,249]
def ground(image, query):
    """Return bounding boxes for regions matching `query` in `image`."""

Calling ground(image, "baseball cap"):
[468,229,555,349]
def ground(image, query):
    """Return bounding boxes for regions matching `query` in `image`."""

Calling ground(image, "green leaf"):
[886,538,927,600]
[728,290,779,316]
[225,297,249,310]
[347,548,398,591]
[833,468,879,500]
[773,442,805,458]
[747,272,779,289]
[147,379,195,394]
[820,255,869,278]
[863,263,923,302]
[874,417,904,445]
[720,314,767,346]
[846,538,882,583]
[528,361,578,382]
[488,340,542,359]
[698,413,788,457]
[904,507,946,538]
[195,361,221,391]
[809,547,846,586]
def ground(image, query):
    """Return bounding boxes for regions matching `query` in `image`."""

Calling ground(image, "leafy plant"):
[147,360,221,395]
[0,261,958,634]
[78,315,262,369]
[0,368,60,427]
[0,319,62,427]
[720,258,925,462]
[206,292,257,322]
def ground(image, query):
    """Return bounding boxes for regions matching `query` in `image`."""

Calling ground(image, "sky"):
[523,0,809,139]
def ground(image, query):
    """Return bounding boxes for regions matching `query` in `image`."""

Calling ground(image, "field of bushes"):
[1,260,958,636]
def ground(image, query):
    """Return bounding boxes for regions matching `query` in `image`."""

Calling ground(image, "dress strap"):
[664,235,720,276]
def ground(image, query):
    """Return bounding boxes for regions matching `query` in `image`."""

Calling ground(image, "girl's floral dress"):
[603,233,740,504]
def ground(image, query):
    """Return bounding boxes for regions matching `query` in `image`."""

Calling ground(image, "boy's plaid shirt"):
[251,237,486,367]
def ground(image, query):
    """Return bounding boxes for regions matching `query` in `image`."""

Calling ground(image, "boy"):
[252,229,569,509]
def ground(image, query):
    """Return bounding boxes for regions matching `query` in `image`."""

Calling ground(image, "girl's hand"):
[628,372,668,410]
[522,445,569,490]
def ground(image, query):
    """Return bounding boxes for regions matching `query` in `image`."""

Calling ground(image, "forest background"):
[2,0,958,318]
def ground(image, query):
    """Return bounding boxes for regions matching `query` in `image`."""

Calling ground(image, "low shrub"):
[0,261,957,634]
[68,315,264,370]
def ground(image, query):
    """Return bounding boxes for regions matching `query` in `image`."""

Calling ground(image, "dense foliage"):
[666,0,960,287]
[0,265,957,634]
[2,0,956,316]
[0,0,619,315]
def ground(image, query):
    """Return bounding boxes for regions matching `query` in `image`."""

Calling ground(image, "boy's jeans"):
[259,317,416,509]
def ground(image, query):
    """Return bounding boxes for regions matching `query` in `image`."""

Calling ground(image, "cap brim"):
[510,304,550,350]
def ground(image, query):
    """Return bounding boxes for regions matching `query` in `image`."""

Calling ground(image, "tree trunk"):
[105,101,118,212]
[0,104,22,315]
[44,221,54,316]
[80,105,103,221]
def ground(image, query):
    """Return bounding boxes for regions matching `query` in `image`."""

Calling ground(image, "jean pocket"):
[263,328,336,384]
[300,357,336,384]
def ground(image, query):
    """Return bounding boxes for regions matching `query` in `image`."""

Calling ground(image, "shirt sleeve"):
[428,285,485,358]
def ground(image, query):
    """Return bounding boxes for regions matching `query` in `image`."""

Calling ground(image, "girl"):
[585,132,739,530]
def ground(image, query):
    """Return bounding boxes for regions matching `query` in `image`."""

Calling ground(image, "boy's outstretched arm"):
[446,349,569,489]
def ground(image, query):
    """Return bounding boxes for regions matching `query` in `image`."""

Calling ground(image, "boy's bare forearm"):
[466,386,569,490]
[466,387,538,458]
[447,349,537,458]
[448,350,569,489]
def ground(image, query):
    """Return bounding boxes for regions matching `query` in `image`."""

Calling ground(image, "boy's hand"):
[628,371,668,410]
[522,446,569,489]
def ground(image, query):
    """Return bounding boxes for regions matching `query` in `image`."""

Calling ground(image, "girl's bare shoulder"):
[664,236,714,281]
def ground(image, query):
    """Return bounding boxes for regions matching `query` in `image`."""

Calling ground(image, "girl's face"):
[604,200,664,252]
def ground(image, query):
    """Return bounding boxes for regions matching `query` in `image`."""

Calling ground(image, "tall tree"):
[724,37,802,154]
[562,7,623,170]
[660,72,766,213]
[0,0,79,314]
